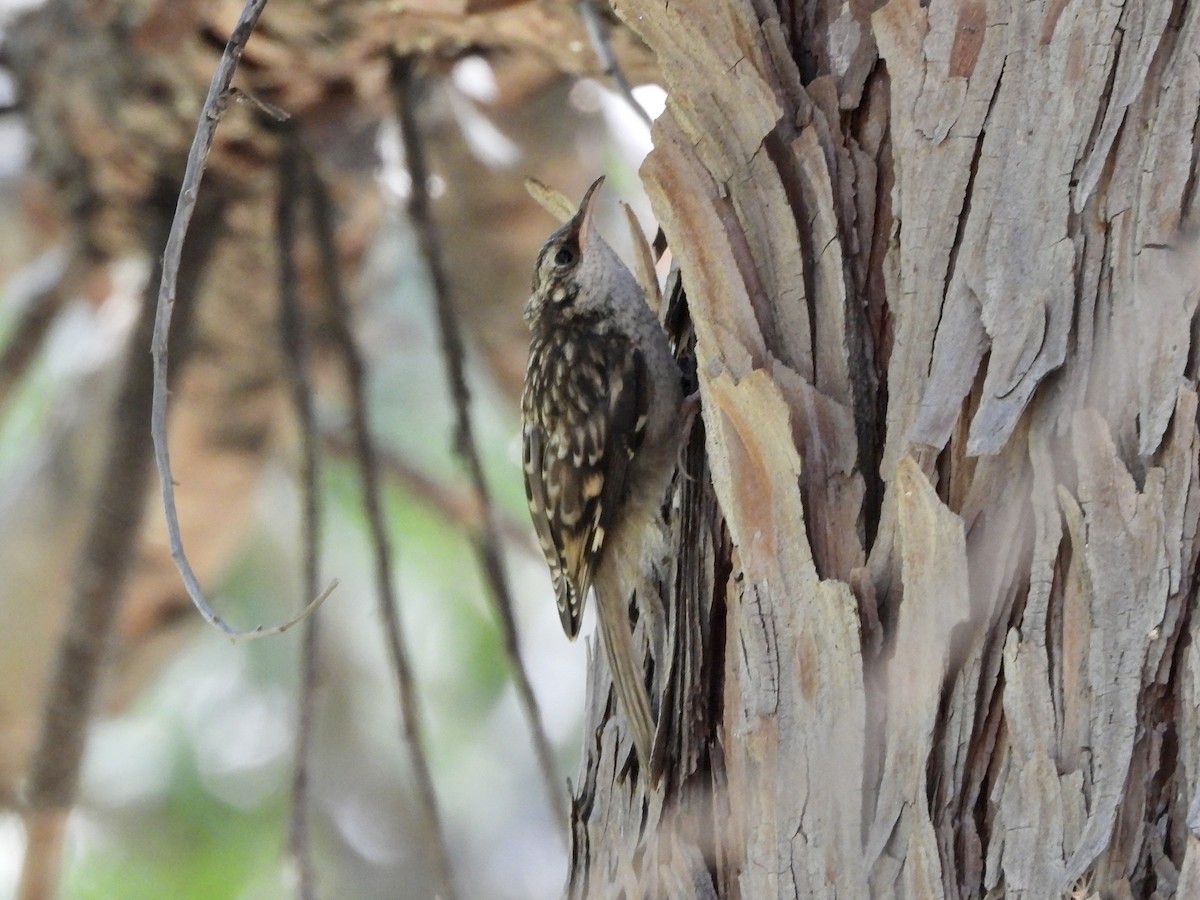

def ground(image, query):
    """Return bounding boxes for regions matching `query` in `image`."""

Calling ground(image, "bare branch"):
[149,0,331,641]
[393,56,569,835]
[230,86,290,122]
[573,0,653,127]
[18,199,220,900]
[277,134,323,900]
[303,146,459,900]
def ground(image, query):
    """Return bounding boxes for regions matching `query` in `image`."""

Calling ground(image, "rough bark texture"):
[566,1,1200,897]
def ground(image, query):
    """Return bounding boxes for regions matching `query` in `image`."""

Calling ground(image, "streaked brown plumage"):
[521,177,684,769]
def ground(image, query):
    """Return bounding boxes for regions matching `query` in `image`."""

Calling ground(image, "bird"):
[521,176,686,771]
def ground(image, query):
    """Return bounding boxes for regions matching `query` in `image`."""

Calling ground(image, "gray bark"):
[567,1,1200,897]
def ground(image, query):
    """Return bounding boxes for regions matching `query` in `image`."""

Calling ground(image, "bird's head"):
[524,176,636,326]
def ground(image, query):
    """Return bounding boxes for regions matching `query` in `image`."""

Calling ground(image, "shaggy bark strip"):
[578,0,1200,896]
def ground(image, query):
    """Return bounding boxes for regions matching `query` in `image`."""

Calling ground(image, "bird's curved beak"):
[570,176,605,246]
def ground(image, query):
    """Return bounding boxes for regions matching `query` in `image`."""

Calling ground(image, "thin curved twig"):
[303,146,460,900]
[148,0,333,641]
[393,56,570,835]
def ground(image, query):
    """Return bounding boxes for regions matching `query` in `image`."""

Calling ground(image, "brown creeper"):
[521,177,684,769]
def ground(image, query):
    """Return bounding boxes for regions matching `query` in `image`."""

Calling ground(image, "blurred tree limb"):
[0,0,649,806]
[19,191,222,900]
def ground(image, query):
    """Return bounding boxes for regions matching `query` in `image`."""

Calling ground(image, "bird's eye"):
[553,246,577,268]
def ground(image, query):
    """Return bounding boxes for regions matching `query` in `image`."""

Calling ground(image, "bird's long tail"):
[593,571,656,772]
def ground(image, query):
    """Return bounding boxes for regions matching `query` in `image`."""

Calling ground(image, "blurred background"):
[0,0,667,896]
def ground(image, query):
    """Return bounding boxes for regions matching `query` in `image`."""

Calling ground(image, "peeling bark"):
[570,0,1200,896]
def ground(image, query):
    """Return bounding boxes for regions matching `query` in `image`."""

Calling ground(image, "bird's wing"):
[523,336,649,639]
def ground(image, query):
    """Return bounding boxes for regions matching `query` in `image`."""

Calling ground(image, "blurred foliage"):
[0,24,664,887]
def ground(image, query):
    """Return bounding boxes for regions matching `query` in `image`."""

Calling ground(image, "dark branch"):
[0,261,70,416]
[149,0,332,641]
[18,197,219,900]
[303,146,460,900]
[277,134,323,900]
[392,56,570,835]
[574,0,653,127]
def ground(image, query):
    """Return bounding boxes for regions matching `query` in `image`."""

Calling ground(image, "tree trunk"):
[569,2,1200,897]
